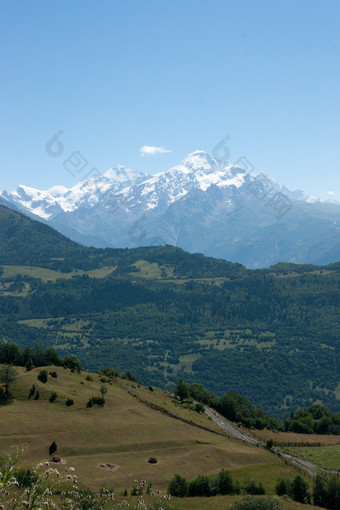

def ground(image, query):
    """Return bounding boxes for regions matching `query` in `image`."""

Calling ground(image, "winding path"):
[205,407,339,478]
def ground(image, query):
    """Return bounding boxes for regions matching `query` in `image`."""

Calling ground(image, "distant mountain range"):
[2,150,340,268]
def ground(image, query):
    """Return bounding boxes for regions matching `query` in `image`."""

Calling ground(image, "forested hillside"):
[0,205,339,416]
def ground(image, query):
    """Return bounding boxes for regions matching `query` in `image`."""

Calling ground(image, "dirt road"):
[205,407,339,478]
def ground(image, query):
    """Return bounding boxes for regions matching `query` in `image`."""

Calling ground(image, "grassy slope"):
[0,265,115,282]
[1,366,301,495]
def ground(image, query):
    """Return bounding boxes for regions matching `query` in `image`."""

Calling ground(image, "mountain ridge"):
[2,150,340,268]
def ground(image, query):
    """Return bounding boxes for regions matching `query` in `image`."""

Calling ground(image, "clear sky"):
[1,0,340,201]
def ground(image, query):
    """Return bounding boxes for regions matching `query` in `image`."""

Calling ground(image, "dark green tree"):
[174,379,189,401]
[37,369,48,384]
[313,474,327,508]
[0,364,18,402]
[217,469,235,495]
[292,475,310,504]
[168,474,188,497]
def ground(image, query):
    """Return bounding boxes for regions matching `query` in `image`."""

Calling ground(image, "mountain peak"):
[179,150,219,173]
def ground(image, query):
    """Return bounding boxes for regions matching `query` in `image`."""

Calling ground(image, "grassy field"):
[254,429,340,446]
[0,366,330,510]
[0,264,115,282]
[0,367,307,493]
[284,445,340,470]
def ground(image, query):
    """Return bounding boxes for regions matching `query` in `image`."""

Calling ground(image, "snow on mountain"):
[3,165,147,217]
[2,151,339,268]
[2,151,317,219]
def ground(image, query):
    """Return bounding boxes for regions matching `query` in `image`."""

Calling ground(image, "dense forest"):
[0,205,339,416]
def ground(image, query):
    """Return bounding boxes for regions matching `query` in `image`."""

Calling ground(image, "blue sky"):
[1,0,340,201]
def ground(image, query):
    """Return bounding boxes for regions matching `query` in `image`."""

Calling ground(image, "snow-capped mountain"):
[2,151,340,268]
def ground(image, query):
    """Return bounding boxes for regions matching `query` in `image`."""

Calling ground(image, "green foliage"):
[121,371,137,382]
[244,480,266,495]
[99,384,108,396]
[266,439,274,450]
[33,389,40,400]
[291,475,310,504]
[85,374,94,381]
[216,469,237,495]
[216,392,281,431]
[25,358,34,371]
[65,398,74,407]
[37,369,48,384]
[63,354,82,373]
[49,370,58,378]
[14,467,38,488]
[168,474,188,497]
[0,364,18,403]
[49,391,57,403]
[313,474,340,510]
[194,402,204,413]
[87,396,105,407]
[100,366,119,379]
[231,496,284,510]
[28,384,36,399]
[275,478,293,498]
[187,474,212,497]
[174,379,189,401]
[286,404,340,435]
[0,203,339,416]
[168,470,242,498]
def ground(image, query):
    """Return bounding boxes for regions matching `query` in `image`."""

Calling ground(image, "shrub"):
[87,396,105,407]
[99,385,108,396]
[275,478,292,497]
[121,370,137,382]
[65,398,74,407]
[33,390,40,400]
[244,480,266,495]
[63,354,82,373]
[85,374,94,381]
[49,441,57,456]
[216,469,235,495]
[195,402,205,413]
[188,475,212,497]
[266,439,274,450]
[49,371,57,378]
[49,391,57,403]
[28,384,36,399]
[25,358,34,372]
[168,474,188,497]
[100,366,119,378]
[37,369,48,384]
[291,475,310,504]
[231,496,284,510]
[14,468,38,488]
[326,476,340,510]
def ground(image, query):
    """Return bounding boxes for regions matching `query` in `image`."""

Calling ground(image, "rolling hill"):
[0,362,324,510]
[0,205,339,417]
